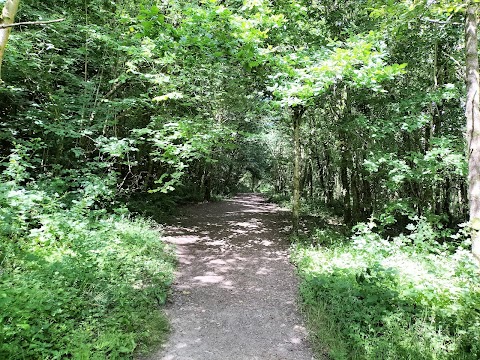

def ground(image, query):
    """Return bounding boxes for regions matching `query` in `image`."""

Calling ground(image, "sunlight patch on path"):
[144,193,316,360]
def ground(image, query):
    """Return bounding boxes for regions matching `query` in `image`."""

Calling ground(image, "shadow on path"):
[146,193,315,360]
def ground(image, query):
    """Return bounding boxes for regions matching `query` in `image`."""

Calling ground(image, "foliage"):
[0,152,175,359]
[292,221,480,359]
[1,0,479,357]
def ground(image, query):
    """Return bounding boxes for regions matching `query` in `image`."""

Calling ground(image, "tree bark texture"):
[0,0,20,80]
[465,3,480,264]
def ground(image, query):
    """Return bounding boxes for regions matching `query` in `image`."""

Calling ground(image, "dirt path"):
[147,193,315,360]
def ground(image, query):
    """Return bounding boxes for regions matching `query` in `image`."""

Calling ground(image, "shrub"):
[292,219,480,360]
[0,152,175,359]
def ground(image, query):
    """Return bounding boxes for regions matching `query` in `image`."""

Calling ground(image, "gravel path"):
[146,193,315,360]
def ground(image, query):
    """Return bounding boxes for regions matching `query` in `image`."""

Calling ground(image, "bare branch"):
[0,18,65,29]
[421,17,462,26]
[104,81,125,99]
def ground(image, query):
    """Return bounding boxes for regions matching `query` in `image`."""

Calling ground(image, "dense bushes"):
[0,154,175,359]
[292,220,480,360]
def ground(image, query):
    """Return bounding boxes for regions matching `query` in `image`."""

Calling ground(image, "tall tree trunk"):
[339,128,352,226]
[0,0,20,80]
[340,150,352,226]
[292,106,304,235]
[362,175,372,218]
[351,159,361,223]
[315,154,325,198]
[309,160,313,198]
[466,3,480,264]
[443,177,451,225]
[203,164,212,201]
[323,145,334,205]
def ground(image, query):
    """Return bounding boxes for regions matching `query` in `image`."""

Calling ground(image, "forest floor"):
[145,193,317,360]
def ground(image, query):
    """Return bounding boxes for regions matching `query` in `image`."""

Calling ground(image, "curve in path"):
[147,193,315,360]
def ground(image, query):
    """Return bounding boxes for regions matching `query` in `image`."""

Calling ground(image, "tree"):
[465,1,480,264]
[292,105,304,234]
[0,0,20,79]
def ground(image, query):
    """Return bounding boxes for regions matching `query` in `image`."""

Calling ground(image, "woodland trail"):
[147,193,316,360]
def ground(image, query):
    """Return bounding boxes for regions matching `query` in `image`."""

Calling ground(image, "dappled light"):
[150,194,314,360]
[162,195,292,292]
[2,0,478,358]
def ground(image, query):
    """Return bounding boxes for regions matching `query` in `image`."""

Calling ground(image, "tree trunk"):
[340,150,352,226]
[362,175,372,218]
[323,146,334,205]
[315,154,325,198]
[309,160,313,198]
[300,159,309,197]
[0,0,20,80]
[466,3,480,264]
[203,164,212,201]
[443,177,451,225]
[351,160,361,223]
[292,106,304,235]
[339,127,352,226]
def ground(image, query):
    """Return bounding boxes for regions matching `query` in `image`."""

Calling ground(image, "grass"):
[0,178,176,359]
[0,154,175,360]
[291,219,480,360]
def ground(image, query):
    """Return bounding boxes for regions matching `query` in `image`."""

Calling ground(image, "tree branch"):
[0,18,65,29]
[421,17,462,26]
[104,80,125,99]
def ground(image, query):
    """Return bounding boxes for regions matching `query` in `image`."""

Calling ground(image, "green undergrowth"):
[0,158,176,359]
[292,220,480,360]
[0,215,175,359]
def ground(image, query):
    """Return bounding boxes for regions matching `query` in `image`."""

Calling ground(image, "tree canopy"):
[2,0,480,359]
